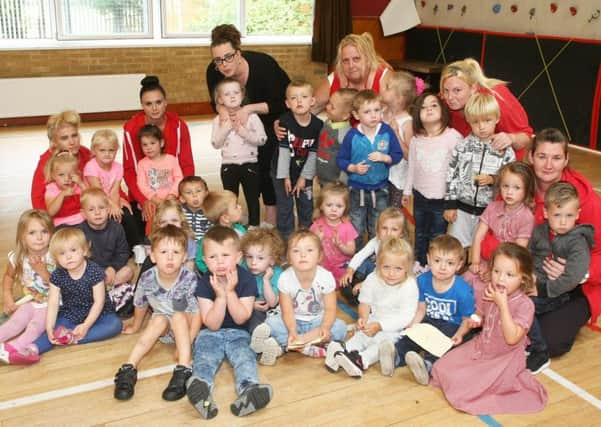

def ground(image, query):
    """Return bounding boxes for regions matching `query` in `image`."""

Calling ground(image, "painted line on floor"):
[0,364,175,411]
[543,367,601,410]
[337,300,358,320]
[477,415,503,427]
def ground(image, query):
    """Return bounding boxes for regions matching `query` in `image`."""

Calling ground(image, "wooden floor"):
[0,119,600,426]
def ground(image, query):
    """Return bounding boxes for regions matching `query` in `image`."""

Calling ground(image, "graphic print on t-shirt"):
[424,293,457,322]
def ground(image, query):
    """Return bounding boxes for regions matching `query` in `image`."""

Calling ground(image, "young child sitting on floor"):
[178,176,212,241]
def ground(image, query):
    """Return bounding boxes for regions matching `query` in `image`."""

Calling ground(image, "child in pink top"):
[430,243,547,415]
[402,93,462,266]
[469,162,536,277]
[44,151,87,226]
[136,125,183,233]
[310,182,358,287]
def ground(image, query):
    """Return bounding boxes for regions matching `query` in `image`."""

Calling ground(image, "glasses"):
[213,51,237,67]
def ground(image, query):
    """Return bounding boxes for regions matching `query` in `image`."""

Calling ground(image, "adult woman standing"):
[206,24,290,227]
[123,76,194,223]
[31,110,91,210]
[441,58,533,160]
[313,32,390,113]
[529,128,601,358]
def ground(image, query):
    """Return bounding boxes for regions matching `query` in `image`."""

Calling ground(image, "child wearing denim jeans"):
[187,226,272,419]
[251,229,347,365]
[378,235,475,380]
[337,90,402,249]
[274,80,323,240]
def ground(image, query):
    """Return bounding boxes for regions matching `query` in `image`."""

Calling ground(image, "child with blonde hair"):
[430,244,548,414]
[0,210,55,365]
[252,230,347,365]
[310,181,357,286]
[211,78,267,227]
[444,93,516,250]
[44,151,87,226]
[326,237,418,377]
[380,71,424,206]
[33,228,121,355]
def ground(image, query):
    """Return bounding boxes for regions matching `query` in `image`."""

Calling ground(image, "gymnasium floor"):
[0,118,600,426]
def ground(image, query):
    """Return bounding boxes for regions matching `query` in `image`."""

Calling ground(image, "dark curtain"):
[311,0,352,65]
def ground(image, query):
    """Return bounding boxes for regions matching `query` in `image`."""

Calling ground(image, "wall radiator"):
[0,74,145,118]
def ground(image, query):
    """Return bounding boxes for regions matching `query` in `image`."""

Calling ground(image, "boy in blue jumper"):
[336,89,402,248]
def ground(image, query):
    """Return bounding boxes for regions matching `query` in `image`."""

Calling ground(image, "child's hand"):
[264,267,274,282]
[47,328,60,345]
[467,313,482,329]
[340,268,354,287]
[469,262,480,274]
[209,274,226,298]
[254,300,269,312]
[293,177,306,198]
[29,254,47,277]
[401,195,411,207]
[318,326,331,342]
[483,283,508,307]
[351,282,363,296]
[287,333,300,348]
[62,186,75,197]
[3,293,16,314]
[70,173,84,187]
[314,225,325,241]
[443,209,457,223]
[362,322,381,337]
[284,178,292,196]
[122,324,139,334]
[349,161,370,175]
[367,151,390,164]
[357,318,366,330]
[73,323,89,341]
[225,268,239,293]
[450,333,463,346]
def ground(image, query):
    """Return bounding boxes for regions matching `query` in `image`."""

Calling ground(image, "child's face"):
[321,194,346,223]
[52,125,81,154]
[92,141,118,168]
[223,200,242,225]
[500,171,526,209]
[469,115,499,140]
[218,81,243,110]
[285,86,315,116]
[288,236,321,273]
[544,200,580,235]
[377,217,405,240]
[52,163,77,189]
[159,207,182,228]
[140,135,163,159]
[377,252,408,286]
[380,81,400,107]
[55,241,86,272]
[150,238,186,277]
[352,100,382,131]
[419,95,442,125]
[244,244,274,276]
[427,249,463,282]
[179,182,207,210]
[23,219,51,254]
[325,93,350,122]
[81,196,109,230]
[203,238,242,277]
[491,254,522,295]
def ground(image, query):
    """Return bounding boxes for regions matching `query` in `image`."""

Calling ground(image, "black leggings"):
[221,162,261,226]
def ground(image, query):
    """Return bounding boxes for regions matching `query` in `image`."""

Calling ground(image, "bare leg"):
[170,312,192,367]
[127,315,169,367]
[264,205,276,226]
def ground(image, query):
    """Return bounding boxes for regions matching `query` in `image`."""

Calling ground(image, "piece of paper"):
[403,323,453,358]
[380,0,421,36]
[287,336,324,350]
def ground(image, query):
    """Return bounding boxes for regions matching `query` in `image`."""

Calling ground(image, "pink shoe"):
[8,344,40,365]
[54,326,76,345]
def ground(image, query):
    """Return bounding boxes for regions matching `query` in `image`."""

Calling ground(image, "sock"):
[302,345,326,358]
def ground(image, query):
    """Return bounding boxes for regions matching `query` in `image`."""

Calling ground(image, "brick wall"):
[0,45,327,105]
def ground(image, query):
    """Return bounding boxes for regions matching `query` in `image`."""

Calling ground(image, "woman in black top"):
[206,24,290,227]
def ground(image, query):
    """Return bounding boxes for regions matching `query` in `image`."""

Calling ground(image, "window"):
[0,0,313,45]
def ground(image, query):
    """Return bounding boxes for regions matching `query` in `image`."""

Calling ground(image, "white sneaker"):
[325,341,344,372]
[378,340,396,377]
[250,323,271,354]
[259,338,283,366]
[259,222,275,229]
[0,343,9,364]
[405,351,430,385]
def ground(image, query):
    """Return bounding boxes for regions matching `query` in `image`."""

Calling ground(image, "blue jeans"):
[528,294,570,353]
[266,314,347,347]
[34,312,122,354]
[412,190,448,266]
[192,328,258,395]
[273,178,313,241]
[394,317,459,367]
[350,187,389,249]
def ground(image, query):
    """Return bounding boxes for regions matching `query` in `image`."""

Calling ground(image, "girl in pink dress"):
[430,243,548,415]
[310,181,358,287]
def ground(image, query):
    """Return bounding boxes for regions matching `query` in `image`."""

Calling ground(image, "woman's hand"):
[141,200,154,222]
[491,132,513,151]
[108,200,123,222]
[274,119,286,141]
[230,106,250,127]
[542,256,566,281]
[401,195,411,207]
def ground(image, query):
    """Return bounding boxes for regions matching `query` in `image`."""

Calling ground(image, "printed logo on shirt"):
[292,287,322,314]
[424,293,457,321]
[377,139,389,152]
[288,132,316,159]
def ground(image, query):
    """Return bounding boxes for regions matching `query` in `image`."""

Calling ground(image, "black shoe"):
[334,350,365,378]
[230,383,273,417]
[187,376,218,419]
[527,351,550,374]
[162,365,192,401]
[114,363,137,400]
